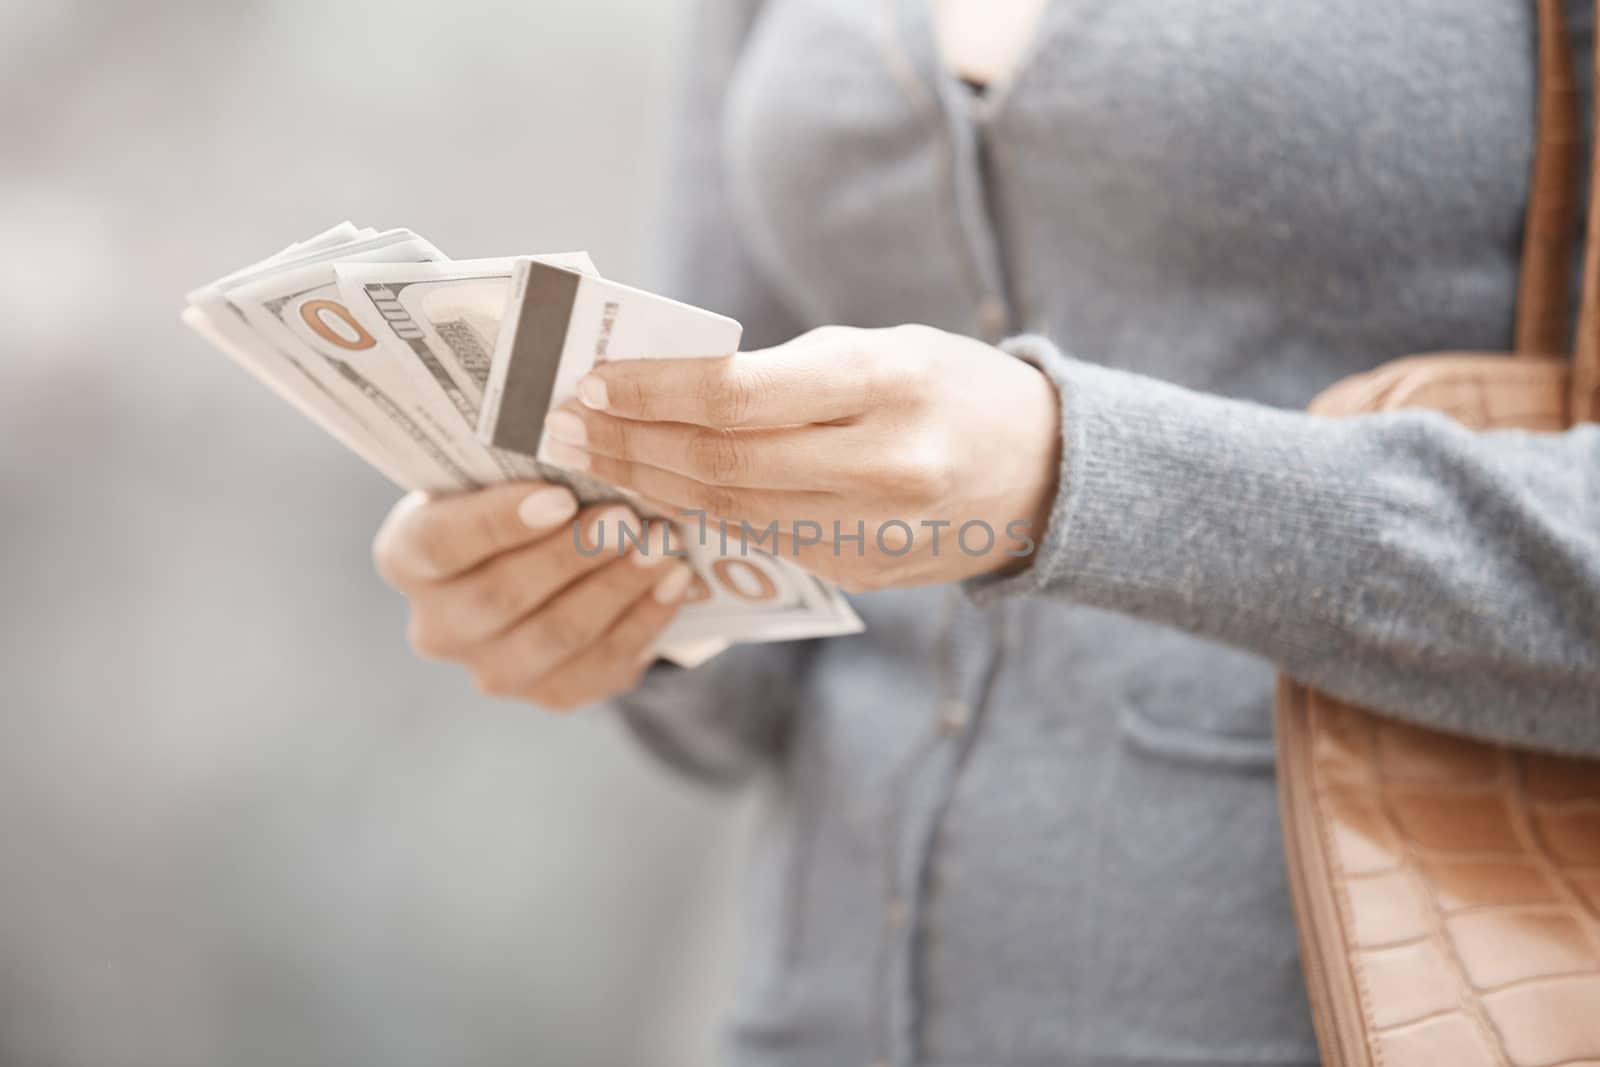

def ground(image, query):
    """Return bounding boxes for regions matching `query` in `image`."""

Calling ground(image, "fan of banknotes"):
[183,222,863,667]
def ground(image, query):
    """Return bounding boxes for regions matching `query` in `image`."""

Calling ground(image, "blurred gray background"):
[0,2,755,1065]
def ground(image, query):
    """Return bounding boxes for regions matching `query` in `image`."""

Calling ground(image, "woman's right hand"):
[373,482,695,710]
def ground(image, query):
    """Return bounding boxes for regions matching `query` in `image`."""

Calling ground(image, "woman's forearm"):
[969,336,1600,755]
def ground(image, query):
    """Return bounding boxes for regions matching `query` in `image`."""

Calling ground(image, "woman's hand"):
[372,483,694,710]
[540,324,1061,591]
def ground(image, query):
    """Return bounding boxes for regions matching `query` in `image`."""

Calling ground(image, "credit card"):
[477,260,742,460]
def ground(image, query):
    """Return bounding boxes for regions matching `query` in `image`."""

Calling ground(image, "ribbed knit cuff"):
[963,336,1379,660]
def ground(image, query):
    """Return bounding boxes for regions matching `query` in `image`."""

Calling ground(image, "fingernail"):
[653,565,693,604]
[517,487,577,530]
[543,410,587,447]
[544,439,590,472]
[586,506,635,550]
[577,375,608,410]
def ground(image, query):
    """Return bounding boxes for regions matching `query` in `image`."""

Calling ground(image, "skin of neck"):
[933,0,1051,87]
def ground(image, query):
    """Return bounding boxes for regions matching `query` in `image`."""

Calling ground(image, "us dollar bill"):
[334,255,613,493]
[186,226,865,666]
[481,258,864,646]
[194,229,474,491]
[181,304,424,490]
[235,278,504,485]
[340,257,862,648]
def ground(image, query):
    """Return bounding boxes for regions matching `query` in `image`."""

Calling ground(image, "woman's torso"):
[709,2,1593,1064]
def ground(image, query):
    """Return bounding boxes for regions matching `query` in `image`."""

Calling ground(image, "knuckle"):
[699,377,745,427]
[881,355,931,407]
[887,322,937,346]
[531,609,592,659]
[687,482,741,522]
[887,444,952,501]
[862,460,903,493]
[467,504,509,557]
[460,570,527,627]
[593,618,653,668]
[587,624,628,665]
[802,324,856,346]
[616,376,650,419]
[701,363,768,427]
[600,419,635,461]
[406,508,459,578]
[905,461,951,501]
[686,429,745,485]
[857,360,898,410]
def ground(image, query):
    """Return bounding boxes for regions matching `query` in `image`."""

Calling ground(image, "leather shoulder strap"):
[1571,0,1600,418]
[1516,0,1581,358]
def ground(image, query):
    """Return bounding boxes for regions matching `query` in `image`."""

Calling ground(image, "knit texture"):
[970,335,1600,752]
[615,1,1600,1064]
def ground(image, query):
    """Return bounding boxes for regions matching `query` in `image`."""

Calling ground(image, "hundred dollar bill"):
[269,221,365,264]
[334,255,617,494]
[337,254,597,404]
[191,229,471,490]
[654,524,864,647]
[186,226,865,666]
[480,258,864,646]
[230,236,511,488]
[186,226,452,489]
[181,304,422,489]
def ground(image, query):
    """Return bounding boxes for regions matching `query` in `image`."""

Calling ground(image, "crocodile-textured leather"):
[1278,678,1600,1067]
[1273,3,1600,1063]
[1276,352,1600,1067]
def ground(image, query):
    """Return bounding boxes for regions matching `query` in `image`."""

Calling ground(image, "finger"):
[465,556,695,696]
[375,482,578,587]
[543,401,848,489]
[761,527,925,588]
[759,520,1039,587]
[521,581,689,711]
[576,331,876,428]
[406,506,658,658]
[540,442,832,530]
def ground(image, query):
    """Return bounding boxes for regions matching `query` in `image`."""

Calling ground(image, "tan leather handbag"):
[1273,1,1600,1063]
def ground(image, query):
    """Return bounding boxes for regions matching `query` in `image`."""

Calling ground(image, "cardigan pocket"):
[1118,699,1278,770]
[1115,634,1278,772]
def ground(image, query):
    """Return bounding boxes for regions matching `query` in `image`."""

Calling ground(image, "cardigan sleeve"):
[967,335,1600,757]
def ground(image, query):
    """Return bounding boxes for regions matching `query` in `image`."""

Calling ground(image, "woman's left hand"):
[540,324,1061,591]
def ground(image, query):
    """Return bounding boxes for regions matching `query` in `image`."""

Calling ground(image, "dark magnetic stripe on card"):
[488,262,582,457]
